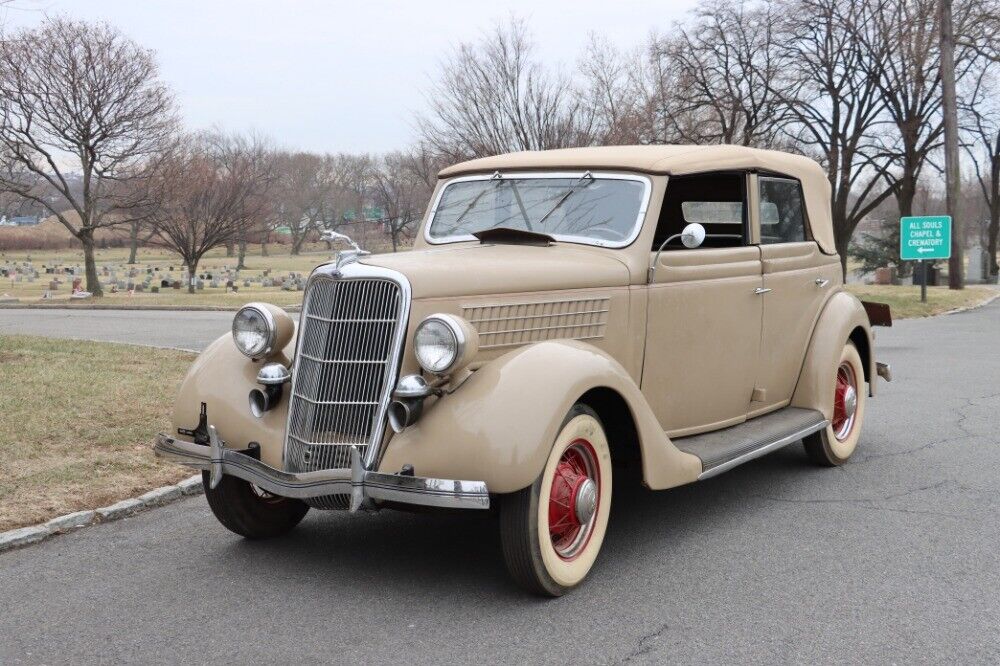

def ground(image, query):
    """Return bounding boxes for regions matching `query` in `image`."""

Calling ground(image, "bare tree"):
[856,0,988,222]
[0,18,175,295]
[659,0,791,146]
[272,151,337,255]
[371,151,432,252]
[961,53,1000,276]
[150,133,270,293]
[579,35,648,144]
[207,130,276,269]
[328,152,373,234]
[769,0,896,274]
[418,17,595,160]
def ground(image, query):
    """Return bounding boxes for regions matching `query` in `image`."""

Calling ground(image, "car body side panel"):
[378,339,703,493]
[790,289,875,419]
[643,246,764,437]
[754,242,842,413]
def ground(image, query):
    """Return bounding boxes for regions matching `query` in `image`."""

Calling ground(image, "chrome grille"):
[285,273,406,473]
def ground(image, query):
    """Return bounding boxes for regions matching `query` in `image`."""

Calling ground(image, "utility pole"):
[940,0,964,289]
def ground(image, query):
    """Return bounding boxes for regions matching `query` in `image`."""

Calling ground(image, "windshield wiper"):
[535,172,594,228]
[472,227,555,246]
[448,183,496,234]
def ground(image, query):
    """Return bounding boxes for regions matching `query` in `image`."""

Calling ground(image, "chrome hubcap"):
[832,362,859,441]
[574,478,598,524]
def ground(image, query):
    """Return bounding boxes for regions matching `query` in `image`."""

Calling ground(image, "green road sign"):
[900,215,952,261]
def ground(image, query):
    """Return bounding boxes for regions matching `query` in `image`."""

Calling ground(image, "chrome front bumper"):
[153,429,490,511]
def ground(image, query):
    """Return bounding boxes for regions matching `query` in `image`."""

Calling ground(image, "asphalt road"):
[2,303,999,664]
[0,308,250,351]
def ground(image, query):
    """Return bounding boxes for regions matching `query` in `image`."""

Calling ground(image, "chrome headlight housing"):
[232,303,276,359]
[413,313,477,375]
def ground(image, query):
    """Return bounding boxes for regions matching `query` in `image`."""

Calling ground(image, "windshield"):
[426,173,649,247]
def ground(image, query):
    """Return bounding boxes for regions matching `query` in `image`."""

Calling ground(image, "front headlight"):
[232,303,276,359]
[413,314,477,375]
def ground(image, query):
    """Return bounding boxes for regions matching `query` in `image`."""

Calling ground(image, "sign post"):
[900,215,952,303]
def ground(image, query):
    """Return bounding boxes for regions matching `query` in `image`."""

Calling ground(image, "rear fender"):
[379,339,702,493]
[791,290,875,418]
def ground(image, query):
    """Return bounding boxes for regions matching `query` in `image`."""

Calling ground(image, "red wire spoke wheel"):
[831,362,859,441]
[547,439,600,560]
[804,341,866,466]
[499,405,612,596]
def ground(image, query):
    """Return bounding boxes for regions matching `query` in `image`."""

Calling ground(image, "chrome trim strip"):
[423,170,653,249]
[283,262,412,472]
[154,433,489,510]
[696,419,830,480]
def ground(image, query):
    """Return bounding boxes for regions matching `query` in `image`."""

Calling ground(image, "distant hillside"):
[0,212,124,251]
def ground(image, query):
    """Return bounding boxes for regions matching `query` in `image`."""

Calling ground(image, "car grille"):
[284,274,406,474]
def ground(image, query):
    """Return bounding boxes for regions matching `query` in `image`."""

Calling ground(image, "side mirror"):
[680,223,706,249]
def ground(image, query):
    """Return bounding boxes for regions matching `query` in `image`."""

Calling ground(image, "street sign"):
[900,215,952,261]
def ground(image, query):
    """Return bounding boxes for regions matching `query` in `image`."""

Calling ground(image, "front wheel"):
[202,472,310,539]
[499,404,612,596]
[803,341,867,466]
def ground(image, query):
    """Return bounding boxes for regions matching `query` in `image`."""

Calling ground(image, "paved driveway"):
[0,308,255,351]
[1,303,998,663]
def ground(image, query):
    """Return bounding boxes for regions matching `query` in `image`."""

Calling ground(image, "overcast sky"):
[2,0,698,154]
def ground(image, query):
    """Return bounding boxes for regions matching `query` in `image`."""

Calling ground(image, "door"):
[642,172,763,437]
[752,175,841,415]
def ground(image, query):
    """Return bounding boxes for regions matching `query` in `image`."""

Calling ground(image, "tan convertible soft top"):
[439,145,836,255]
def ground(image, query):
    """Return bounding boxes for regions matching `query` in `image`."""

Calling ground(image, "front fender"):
[171,333,294,469]
[791,289,874,419]
[378,340,702,494]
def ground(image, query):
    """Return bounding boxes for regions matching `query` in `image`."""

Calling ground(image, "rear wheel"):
[499,404,612,596]
[803,342,866,466]
[202,472,309,539]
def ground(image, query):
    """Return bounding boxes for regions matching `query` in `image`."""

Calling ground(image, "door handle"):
[754,287,772,295]
[814,278,830,287]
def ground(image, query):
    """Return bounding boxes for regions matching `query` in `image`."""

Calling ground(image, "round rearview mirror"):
[681,222,706,249]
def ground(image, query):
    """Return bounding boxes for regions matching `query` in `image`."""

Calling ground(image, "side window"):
[759,176,806,244]
[652,173,747,250]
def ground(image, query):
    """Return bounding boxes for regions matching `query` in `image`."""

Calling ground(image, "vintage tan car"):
[155,145,891,596]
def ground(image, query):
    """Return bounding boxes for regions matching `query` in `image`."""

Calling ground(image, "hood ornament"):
[321,230,371,274]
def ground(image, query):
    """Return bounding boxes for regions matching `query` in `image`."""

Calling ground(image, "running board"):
[672,407,829,480]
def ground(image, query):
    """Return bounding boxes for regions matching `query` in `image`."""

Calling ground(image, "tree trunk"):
[188,261,198,295]
[237,237,247,271]
[897,180,915,219]
[989,205,1000,276]
[260,241,268,257]
[940,0,963,289]
[79,229,103,297]
[391,229,399,252]
[127,222,140,264]
[291,231,303,255]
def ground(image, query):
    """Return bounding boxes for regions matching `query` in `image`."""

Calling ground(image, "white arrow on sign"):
[917,246,933,253]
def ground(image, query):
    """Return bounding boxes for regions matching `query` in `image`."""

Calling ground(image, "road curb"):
[0,474,204,555]
[936,292,1000,317]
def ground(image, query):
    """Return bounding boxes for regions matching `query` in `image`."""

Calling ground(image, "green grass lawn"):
[846,284,997,319]
[0,335,196,531]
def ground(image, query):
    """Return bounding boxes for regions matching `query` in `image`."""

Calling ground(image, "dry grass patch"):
[846,284,997,319]
[0,335,196,531]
